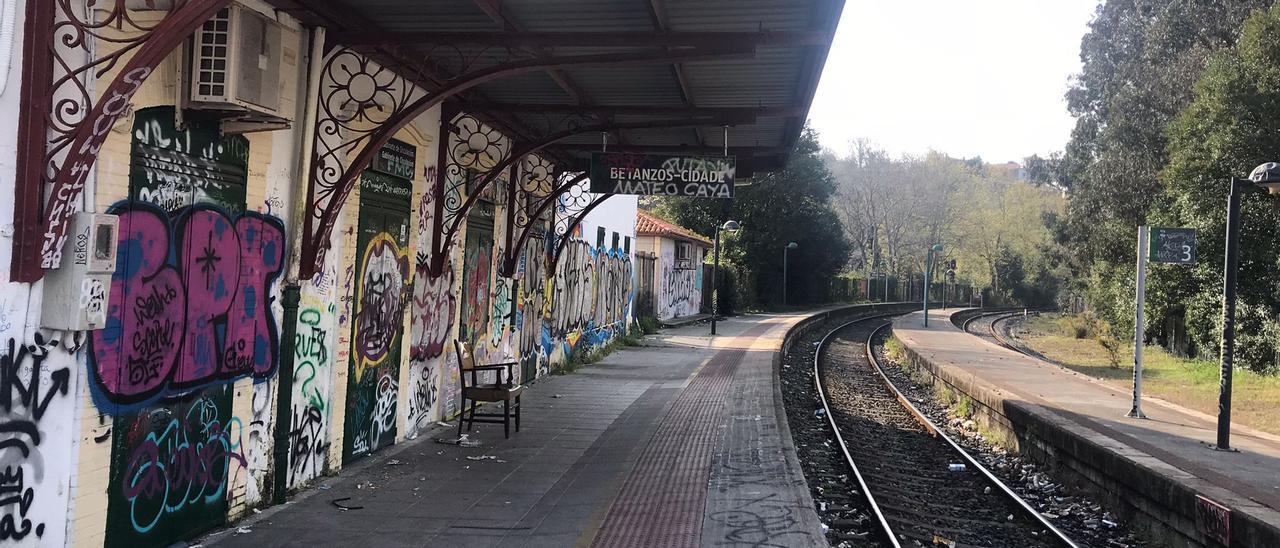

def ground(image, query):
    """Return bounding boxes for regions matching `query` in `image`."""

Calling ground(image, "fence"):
[634,251,656,319]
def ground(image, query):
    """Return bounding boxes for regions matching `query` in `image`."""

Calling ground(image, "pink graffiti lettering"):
[91,203,284,405]
[410,254,454,361]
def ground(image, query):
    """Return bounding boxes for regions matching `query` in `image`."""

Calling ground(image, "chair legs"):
[456,396,522,439]
[503,399,510,439]
[467,400,478,433]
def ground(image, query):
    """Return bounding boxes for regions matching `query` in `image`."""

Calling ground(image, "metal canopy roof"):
[270,0,844,174]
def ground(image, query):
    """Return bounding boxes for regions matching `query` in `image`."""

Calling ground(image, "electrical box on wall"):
[41,213,119,331]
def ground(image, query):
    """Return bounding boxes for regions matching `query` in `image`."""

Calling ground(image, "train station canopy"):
[268,0,844,176]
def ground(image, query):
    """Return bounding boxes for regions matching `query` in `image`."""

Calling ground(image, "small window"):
[624,236,631,254]
[675,241,693,261]
[596,226,606,248]
[611,231,620,251]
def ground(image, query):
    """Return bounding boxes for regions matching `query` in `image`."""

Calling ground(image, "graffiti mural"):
[657,252,701,320]
[343,169,411,463]
[352,233,409,378]
[489,276,513,348]
[89,203,285,407]
[409,254,454,363]
[460,231,493,347]
[105,388,242,547]
[288,303,334,487]
[90,108,282,410]
[516,238,547,380]
[404,254,453,438]
[595,248,634,329]
[549,240,598,337]
[94,106,276,547]
[542,241,634,364]
[0,333,82,546]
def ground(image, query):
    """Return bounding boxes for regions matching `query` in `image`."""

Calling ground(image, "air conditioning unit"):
[187,3,292,129]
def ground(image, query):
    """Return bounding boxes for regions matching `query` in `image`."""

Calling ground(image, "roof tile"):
[636,210,713,246]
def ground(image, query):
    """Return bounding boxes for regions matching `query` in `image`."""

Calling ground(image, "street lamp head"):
[721,220,741,231]
[930,244,944,252]
[1250,162,1280,194]
[786,241,798,249]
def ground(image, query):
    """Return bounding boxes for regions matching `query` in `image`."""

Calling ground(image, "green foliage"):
[1058,314,1096,339]
[654,125,850,308]
[1096,321,1123,369]
[1159,5,1280,371]
[637,315,661,335]
[1057,0,1280,370]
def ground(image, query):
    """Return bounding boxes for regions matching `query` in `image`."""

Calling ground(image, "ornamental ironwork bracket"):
[499,170,586,277]
[442,115,742,278]
[13,0,234,281]
[300,43,753,279]
[551,194,614,270]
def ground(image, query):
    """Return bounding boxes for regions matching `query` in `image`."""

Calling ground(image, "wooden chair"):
[454,341,523,438]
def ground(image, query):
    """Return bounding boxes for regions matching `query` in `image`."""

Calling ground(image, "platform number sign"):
[1149,227,1196,265]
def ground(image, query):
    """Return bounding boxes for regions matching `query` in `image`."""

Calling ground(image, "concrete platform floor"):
[199,314,824,548]
[895,308,1280,541]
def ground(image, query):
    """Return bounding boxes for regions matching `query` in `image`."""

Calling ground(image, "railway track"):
[814,315,1078,548]
[958,308,1051,361]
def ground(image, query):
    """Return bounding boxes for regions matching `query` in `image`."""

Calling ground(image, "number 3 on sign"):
[1149,227,1196,265]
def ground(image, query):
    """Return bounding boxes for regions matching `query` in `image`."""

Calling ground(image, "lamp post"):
[710,220,741,336]
[783,241,798,306]
[923,244,943,327]
[1214,162,1280,451]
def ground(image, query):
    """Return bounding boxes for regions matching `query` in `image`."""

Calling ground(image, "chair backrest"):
[454,340,476,371]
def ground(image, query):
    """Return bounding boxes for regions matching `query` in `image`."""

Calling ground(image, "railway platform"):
[199,314,825,548]
[894,308,1280,547]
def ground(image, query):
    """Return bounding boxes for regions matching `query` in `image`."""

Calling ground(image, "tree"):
[828,144,1064,306]
[654,125,850,307]
[1062,1,1268,266]
[1059,0,1271,350]
[1159,4,1280,370]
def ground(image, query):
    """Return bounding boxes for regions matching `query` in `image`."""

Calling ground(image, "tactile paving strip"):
[593,325,773,548]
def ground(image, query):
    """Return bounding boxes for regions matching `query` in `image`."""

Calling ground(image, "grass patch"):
[637,315,661,335]
[1021,314,1280,435]
[884,337,906,362]
[553,325,649,375]
[954,394,974,419]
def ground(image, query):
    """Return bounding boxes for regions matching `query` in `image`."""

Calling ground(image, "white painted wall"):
[579,192,637,256]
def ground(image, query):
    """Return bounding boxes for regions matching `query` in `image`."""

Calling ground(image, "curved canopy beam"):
[551,194,614,269]
[500,171,588,276]
[300,44,752,278]
[439,115,747,277]
[18,0,234,279]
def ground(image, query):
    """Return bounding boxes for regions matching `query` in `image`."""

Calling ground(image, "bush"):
[637,315,660,335]
[1096,320,1123,368]
[1058,313,1105,339]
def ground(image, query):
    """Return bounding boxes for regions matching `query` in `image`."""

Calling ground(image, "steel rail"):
[812,313,903,548]
[959,308,1017,334]
[812,314,1080,548]
[988,311,1030,352]
[864,320,1080,548]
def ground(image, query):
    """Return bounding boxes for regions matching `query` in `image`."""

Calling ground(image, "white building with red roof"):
[635,210,712,320]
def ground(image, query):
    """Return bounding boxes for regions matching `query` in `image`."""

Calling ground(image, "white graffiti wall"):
[654,239,705,320]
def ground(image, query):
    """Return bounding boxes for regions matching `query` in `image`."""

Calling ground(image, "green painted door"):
[104,106,251,547]
[342,171,411,463]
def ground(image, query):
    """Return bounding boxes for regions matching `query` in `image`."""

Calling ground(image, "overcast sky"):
[808,0,1099,163]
